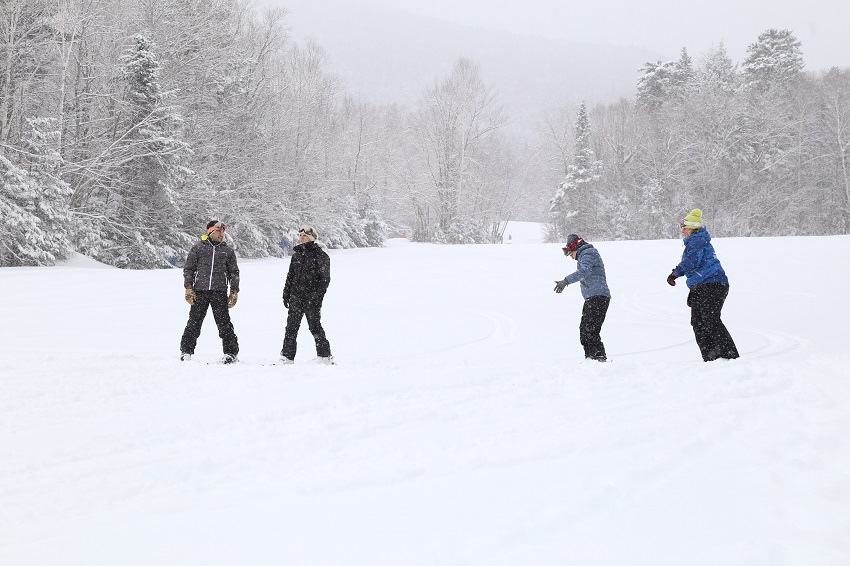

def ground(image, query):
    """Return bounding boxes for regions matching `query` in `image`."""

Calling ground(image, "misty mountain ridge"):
[272,0,662,132]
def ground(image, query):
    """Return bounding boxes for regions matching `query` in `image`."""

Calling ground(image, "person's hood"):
[684,227,711,246]
[295,240,326,251]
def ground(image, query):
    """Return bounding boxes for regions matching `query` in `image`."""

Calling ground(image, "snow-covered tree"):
[21,118,73,259]
[0,156,48,266]
[742,29,804,93]
[671,48,695,99]
[74,32,192,268]
[696,43,738,94]
[361,194,389,247]
[412,57,507,241]
[636,60,676,110]
[549,101,602,239]
[817,68,850,234]
[0,0,56,147]
[0,119,73,265]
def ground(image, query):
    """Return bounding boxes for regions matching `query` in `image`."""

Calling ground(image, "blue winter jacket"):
[673,228,729,288]
[565,243,611,299]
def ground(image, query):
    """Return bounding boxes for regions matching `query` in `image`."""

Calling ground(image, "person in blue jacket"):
[667,209,739,362]
[554,234,611,362]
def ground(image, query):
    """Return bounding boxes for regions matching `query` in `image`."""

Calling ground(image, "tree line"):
[549,30,850,242]
[1,1,848,267]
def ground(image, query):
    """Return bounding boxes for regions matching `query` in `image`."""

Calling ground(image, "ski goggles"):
[563,238,583,255]
[299,226,317,239]
[207,222,226,234]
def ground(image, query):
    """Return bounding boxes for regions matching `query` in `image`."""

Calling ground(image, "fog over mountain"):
[261,0,661,132]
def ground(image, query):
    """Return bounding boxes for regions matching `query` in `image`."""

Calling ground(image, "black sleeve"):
[182,246,198,288]
[227,249,240,293]
[317,251,331,294]
[283,259,295,300]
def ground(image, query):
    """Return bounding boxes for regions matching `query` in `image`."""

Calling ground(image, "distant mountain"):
[264,0,661,133]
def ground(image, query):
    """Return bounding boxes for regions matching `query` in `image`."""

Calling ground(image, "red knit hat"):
[563,234,584,254]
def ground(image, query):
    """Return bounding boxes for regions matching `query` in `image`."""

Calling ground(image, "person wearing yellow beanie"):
[666,210,739,362]
[681,208,704,229]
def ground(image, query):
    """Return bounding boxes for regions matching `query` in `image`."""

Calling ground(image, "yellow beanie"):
[682,208,703,229]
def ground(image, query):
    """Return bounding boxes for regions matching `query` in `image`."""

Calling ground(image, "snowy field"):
[1,224,848,565]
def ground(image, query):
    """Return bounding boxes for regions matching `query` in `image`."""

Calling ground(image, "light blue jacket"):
[565,243,611,299]
[673,228,729,288]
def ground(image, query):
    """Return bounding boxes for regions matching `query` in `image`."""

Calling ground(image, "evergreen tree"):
[79,33,192,268]
[636,60,676,110]
[671,48,695,99]
[549,102,602,239]
[361,194,389,247]
[0,156,49,266]
[742,29,804,93]
[547,185,572,242]
[0,118,73,266]
[20,118,74,261]
[696,43,738,94]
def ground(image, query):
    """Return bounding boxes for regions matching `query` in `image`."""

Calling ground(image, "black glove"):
[686,290,693,308]
[554,280,568,294]
[283,296,290,309]
[667,271,678,286]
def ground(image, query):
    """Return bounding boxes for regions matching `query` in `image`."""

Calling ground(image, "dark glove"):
[228,291,238,309]
[686,290,693,308]
[185,287,196,305]
[283,295,290,309]
[666,271,678,286]
[554,279,568,294]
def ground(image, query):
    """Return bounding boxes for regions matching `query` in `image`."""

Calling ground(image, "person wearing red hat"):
[554,234,611,362]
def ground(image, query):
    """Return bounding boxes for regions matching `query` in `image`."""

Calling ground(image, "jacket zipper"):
[208,245,216,290]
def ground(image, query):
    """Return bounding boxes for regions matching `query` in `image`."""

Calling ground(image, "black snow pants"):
[180,290,239,356]
[580,295,610,361]
[281,297,331,360]
[688,282,739,362]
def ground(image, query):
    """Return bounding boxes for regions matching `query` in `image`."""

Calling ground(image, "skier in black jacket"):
[280,225,333,364]
[180,220,240,363]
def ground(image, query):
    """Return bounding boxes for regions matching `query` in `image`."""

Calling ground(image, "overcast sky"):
[292,0,849,70]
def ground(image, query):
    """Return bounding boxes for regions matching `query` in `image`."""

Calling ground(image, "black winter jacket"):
[283,241,330,303]
[183,239,240,292]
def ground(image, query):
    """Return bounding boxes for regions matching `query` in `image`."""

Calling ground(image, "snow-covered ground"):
[1,227,848,565]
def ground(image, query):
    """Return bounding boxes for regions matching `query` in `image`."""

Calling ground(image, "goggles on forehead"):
[563,238,583,255]
[207,222,226,234]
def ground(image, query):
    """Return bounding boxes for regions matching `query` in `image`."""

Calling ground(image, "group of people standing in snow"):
[179,221,333,365]
[554,208,739,363]
[178,208,738,365]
